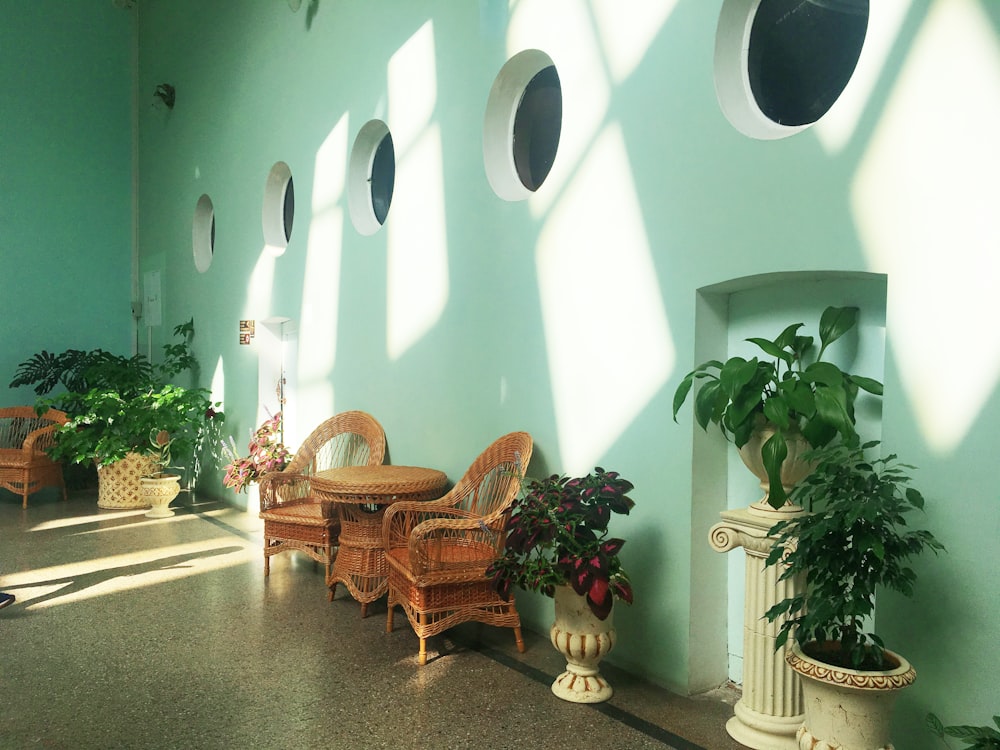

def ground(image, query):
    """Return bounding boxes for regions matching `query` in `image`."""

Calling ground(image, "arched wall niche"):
[686,270,888,689]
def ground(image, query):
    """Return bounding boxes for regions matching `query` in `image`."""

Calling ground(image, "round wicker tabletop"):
[312,465,448,502]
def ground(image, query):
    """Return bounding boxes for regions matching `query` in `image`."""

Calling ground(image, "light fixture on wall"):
[154,84,176,110]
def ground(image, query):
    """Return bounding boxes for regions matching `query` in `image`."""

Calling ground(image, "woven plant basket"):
[97,452,156,509]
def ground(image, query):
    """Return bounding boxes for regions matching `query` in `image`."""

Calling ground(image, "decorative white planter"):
[549,585,616,703]
[737,420,815,518]
[787,641,916,750]
[141,474,182,518]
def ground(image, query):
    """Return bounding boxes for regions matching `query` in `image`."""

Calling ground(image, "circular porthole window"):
[714,0,869,140]
[348,120,395,236]
[192,194,215,273]
[262,161,295,251]
[483,49,562,201]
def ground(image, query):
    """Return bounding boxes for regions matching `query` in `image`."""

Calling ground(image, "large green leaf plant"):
[672,305,883,508]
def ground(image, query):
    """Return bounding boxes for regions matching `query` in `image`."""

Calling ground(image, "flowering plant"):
[487,467,635,620]
[222,412,291,493]
[145,429,175,478]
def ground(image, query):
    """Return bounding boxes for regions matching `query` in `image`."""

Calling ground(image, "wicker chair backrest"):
[284,410,386,475]
[447,431,533,518]
[0,407,68,450]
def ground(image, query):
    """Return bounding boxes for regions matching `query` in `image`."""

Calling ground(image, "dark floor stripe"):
[467,641,709,750]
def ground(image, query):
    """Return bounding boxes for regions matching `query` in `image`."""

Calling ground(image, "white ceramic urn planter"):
[141,474,182,518]
[786,641,916,750]
[737,420,815,519]
[549,585,616,703]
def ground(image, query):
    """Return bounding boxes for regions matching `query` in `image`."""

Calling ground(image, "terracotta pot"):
[549,585,616,703]
[786,641,916,750]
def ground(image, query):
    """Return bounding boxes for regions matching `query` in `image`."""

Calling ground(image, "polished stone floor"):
[1,489,744,750]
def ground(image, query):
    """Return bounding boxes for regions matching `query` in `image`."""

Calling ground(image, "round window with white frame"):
[483,49,562,201]
[262,161,295,252]
[714,0,869,140]
[348,120,395,236]
[192,193,215,273]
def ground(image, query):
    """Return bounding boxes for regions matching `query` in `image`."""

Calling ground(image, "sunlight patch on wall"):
[537,123,674,471]
[298,115,349,417]
[815,0,912,154]
[211,354,226,412]
[385,22,448,361]
[589,0,677,83]
[243,249,277,320]
[851,0,1000,453]
[507,0,611,217]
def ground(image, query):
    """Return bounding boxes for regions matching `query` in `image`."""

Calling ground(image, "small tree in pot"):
[764,440,944,748]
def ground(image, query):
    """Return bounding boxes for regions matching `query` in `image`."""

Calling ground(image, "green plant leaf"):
[817,306,858,358]
[927,713,946,739]
[671,374,695,421]
[720,357,758,401]
[747,337,793,365]
[850,374,884,396]
[761,431,788,509]
[773,323,804,351]
[694,380,723,432]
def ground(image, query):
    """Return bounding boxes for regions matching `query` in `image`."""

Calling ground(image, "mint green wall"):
[0,1,133,407]
[128,0,1000,744]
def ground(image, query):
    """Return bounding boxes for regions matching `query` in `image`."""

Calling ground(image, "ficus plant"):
[763,441,944,670]
[672,305,884,508]
[487,467,635,620]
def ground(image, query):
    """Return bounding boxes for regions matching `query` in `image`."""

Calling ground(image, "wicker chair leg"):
[418,637,428,666]
[21,470,28,509]
[386,603,394,633]
[514,626,526,653]
[264,552,270,576]
[328,581,337,601]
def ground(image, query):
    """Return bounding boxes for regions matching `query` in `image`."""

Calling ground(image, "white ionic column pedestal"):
[709,507,804,750]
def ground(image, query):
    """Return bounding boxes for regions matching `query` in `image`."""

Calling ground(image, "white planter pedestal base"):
[709,507,805,750]
[550,586,616,704]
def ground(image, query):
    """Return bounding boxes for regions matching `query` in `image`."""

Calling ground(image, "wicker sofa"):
[0,407,69,508]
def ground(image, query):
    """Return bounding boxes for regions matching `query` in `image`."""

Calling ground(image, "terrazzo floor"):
[0,488,745,750]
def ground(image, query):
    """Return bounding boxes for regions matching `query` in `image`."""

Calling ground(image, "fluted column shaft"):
[709,508,804,750]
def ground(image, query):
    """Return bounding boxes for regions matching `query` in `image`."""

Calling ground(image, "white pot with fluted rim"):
[141,474,181,518]
[786,641,916,750]
[549,585,616,703]
[738,418,815,518]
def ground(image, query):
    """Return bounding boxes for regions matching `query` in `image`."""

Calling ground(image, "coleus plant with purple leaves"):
[488,467,635,620]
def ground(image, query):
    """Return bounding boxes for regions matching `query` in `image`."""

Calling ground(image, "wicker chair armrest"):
[22,423,60,456]
[406,511,507,576]
[382,501,449,554]
[257,472,313,513]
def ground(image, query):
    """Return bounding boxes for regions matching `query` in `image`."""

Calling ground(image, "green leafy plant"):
[672,305,883,508]
[487,468,635,620]
[11,321,224,477]
[763,441,944,670]
[147,429,175,478]
[928,713,1000,749]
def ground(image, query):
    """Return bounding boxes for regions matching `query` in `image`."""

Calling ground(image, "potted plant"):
[10,320,224,508]
[927,713,1000,749]
[141,429,182,518]
[672,305,883,510]
[488,467,635,703]
[221,411,291,494]
[763,441,944,749]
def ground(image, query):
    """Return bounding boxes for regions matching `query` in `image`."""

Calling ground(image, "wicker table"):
[313,464,448,617]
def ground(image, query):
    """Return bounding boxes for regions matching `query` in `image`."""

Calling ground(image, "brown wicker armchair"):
[258,411,385,590]
[0,407,69,508]
[382,431,533,665]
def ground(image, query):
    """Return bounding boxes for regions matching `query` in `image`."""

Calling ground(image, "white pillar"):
[709,507,804,750]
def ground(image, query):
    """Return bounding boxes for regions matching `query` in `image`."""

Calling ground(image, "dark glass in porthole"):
[210,215,216,254]
[512,65,562,192]
[748,0,868,126]
[283,176,295,243]
[370,133,395,226]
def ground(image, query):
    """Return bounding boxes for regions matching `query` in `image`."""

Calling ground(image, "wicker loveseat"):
[0,407,69,508]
